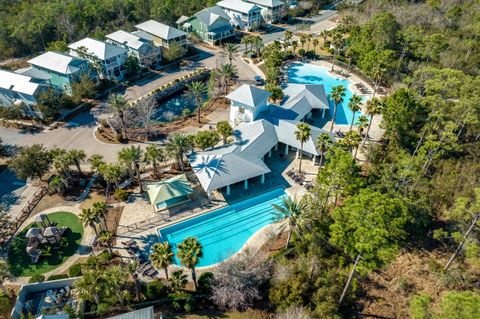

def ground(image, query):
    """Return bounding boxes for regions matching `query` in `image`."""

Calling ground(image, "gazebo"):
[145,174,193,211]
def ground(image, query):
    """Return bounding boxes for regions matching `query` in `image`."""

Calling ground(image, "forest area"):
[264,0,480,318]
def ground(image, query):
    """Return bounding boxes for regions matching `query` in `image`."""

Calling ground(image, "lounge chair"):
[122,239,135,246]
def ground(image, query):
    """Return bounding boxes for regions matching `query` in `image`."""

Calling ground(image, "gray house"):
[106,30,162,67]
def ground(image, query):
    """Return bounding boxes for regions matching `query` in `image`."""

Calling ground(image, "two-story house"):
[135,20,187,49]
[0,69,47,115]
[227,84,271,125]
[105,30,162,67]
[25,51,93,95]
[68,38,128,81]
[180,6,235,45]
[244,0,285,23]
[217,0,262,31]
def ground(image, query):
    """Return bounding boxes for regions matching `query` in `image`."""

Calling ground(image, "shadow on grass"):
[7,212,84,277]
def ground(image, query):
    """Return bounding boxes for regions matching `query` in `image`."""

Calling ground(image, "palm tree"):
[166,133,189,172]
[67,149,86,174]
[355,115,369,137]
[272,196,308,248]
[240,35,250,52]
[150,242,174,280]
[223,43,238,65]
[186,81,208,124]
[88,154,105,174]
[329,85,346,133]
[299,33,306,51]
[98,230,114,254]
[370,65,387,98]
[177,237,203,290]
[109,94,130,140]
[316,133,333,169]
[312,38,319,53]
[362,98,383,148]
[253,36,263,56]
[331,32,343,72]
[217,64,237,95]
[284,30,293,46]
[92,201,108,228]
[169,270,188,292]
[118,146,143,193]
[79,208,99,236]
[103,265,130,306]
[292,40,298,55]
[343,131,362,160]
[306,33,312,51]
[216,120,233,144]
[294,123,311,173]
[99,163,123,196]
[348,94,362,132]
[49,175,67,195]
[75,269,103,305]
[144,144,164,176]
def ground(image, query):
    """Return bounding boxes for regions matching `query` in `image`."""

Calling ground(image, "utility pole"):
[339,254,362,304]
[444,213,480,271]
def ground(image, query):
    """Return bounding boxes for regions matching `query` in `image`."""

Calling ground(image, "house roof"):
[246,0,284,8]
[145,174,193,205]
[226,84,271,108]
[0,69,43,96]
[28,51,84,75]
[136,20,186,41]
[190,150,270,192]
[68,38,128,60]
[106,30,149,50]
[195,6,231,27]
[16,67,52,81]
[217,0,262,14]
[131,30,156,41]
[176,15,190,25]
[282,84,329,110]
[106,306,154,319]
[234,119,278,157]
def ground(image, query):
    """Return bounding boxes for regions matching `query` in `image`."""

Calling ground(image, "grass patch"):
[8,212,84,277]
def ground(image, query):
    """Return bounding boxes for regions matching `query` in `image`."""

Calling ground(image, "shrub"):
[115,133,126,143]
[0,295,11,316]
[114,188,129,202]
[47,274,68,281]
[184,296,196,312]
[197,272,214,293]
[68,263,83,277]
[99,119,108,128]
[29,274,45,283]
[145,280,168,300]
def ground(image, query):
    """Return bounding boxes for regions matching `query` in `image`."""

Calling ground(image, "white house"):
[68,37,129,81]
[244,0,285,23]
[135,20,187,49]
[0,69,47,114]
[190,83,333,196]
[217,0,262,30]
[106,30,162,67]
[227,84,271,125]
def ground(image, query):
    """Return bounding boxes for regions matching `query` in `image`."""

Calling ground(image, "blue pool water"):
[288,62,362,126]
[158,187,286,267]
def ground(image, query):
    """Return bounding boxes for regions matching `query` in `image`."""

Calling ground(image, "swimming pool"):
[288,62,362,126]
[158,187,286,267]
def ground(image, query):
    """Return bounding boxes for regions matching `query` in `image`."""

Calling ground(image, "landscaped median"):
[7,212,84,277]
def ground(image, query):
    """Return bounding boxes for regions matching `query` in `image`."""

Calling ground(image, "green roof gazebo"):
[145,174,193,211]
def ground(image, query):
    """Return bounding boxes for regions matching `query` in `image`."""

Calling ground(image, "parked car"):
[254,75,263,85]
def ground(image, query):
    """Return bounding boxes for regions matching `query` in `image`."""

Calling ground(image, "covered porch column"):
[226,185,231,196]
[244,179,249,190]
[274,143,279,151]
[312,154,316,164]
[284,144,289,155]
[268,149,272,157]
[322,108,326,118]
[261,174,265,184]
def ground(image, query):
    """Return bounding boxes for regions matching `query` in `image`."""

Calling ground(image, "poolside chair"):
[122,239,135,246]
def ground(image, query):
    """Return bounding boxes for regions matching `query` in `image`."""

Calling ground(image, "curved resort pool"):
[288,62,363,127]
[158,187,286,267]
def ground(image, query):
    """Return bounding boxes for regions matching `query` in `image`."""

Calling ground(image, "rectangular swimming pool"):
[158,187,286,267]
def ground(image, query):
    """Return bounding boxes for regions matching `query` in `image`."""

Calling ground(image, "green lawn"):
[8,212,84,277]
